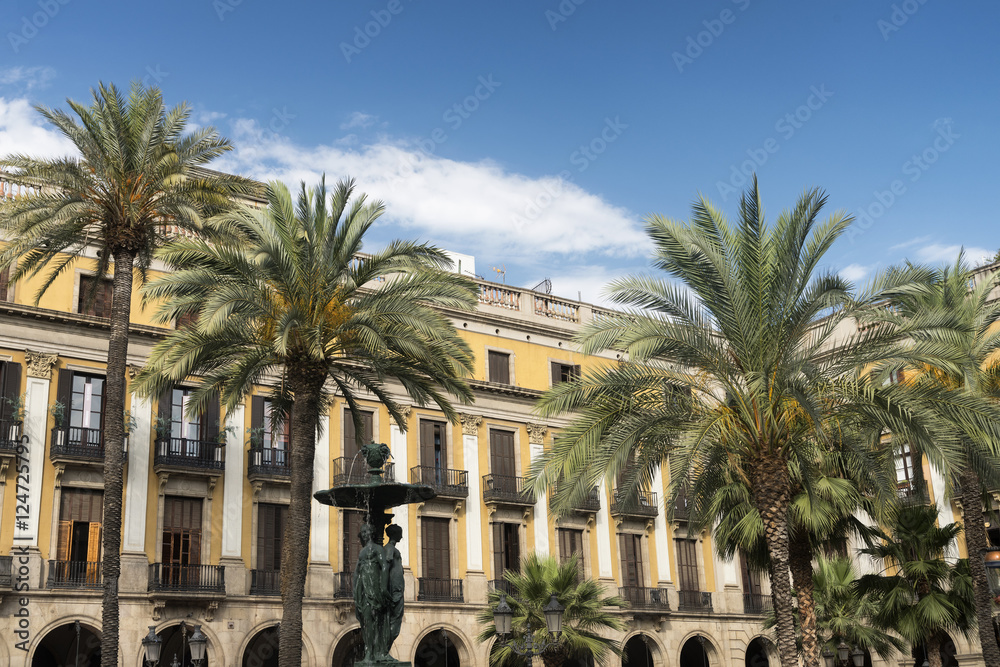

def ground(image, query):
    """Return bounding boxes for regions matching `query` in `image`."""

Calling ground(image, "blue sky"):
[1,0,997,303]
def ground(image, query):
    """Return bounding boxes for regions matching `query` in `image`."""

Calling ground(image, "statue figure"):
[353,523,387,661]
[383,524,405,650]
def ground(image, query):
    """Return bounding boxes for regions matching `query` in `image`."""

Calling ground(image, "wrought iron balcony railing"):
[610,489,659,518]
[677,590,713,612]
[897,482,930,505]
[488,578,515,596]
[550,485,602,513]
[50,426,105,461]
[148,563,225,594]
[249,569,281,595]
[333,571,354,599]
[0,419,22,455]
[482,474,535,506]
[417,577,464,602]
[743,592,772,615]
[410,466,469,498]
[619,585,671,611]
[47,560,102,588]
[0,555,11,587]
[332,457,394,486]
[153,438,225,472]
[248,445,290,479]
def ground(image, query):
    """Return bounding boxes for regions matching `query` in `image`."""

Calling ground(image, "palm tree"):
[528,177,950,667]
[857,504,976,667]
[0,81,250,667]
[871,254,1000,664]
[476,552,626,667]
[132,177,476,667]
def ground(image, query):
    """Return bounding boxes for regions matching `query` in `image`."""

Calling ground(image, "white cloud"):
[913,243,993,266]
[340,112,377,130]
[839,263,871,283]
[0,66,56,91]
[214,121,647,265]
[0,96,77,158]
[888,235,931,252]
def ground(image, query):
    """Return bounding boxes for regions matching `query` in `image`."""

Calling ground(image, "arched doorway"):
[680,636,710,667]
[242,625,279,667]
[414,629,460,667]
[331,629,364,667]
[158,623,212,667]
[911,633,958,667]
[622,635,654,667]
[745,637,769,667]
[32,622,101,667]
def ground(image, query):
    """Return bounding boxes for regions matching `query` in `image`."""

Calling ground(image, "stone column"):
[220,403,246,595]
[308,414,333,597]
[460,413,486,603]
[121,376,153,593]
[527,423,548,557]
[390,407,411,567]
[595,481,614,579]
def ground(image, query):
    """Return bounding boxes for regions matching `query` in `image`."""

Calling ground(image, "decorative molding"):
[204,600,219,622]
[586,514,596,531]
[251,481,264,501]
[459,413,482,436]
[207,477,218,496]
[152,600,166,621]
[53,463,66,488]
[453,500,464,519]
[333,603,351,625]
[24,350,58,379]
[646,519,655,533]
[522,507,533,524]
[127,364,143,380]
[388,405,412,428]
[157,472,170,497]
[0,458,8,484]
[526,422,547,445]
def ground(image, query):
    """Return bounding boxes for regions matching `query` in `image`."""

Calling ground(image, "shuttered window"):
[492,522,521,578]
[676,539,699,592]
[419,419,447,469]
[257,503,287,571]
[78,275,114,318]
[739,552,762,596]
[58,488,103,563]
[343,409,374,459]
[343,510,365,572]
[162,496,203,566]
[618,533,644,588]
[157,386,220,445]
[421,517,451,580]
[488,350,511,384]
[0,361,21,423]
[558,528,585,577]
[0,264,10,301]
[550,362,580,386]
[895,444,914,486]
[489,429,516,478]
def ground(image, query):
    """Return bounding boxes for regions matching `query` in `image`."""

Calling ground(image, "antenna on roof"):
[531,278,552,294]
[492,265,506,284]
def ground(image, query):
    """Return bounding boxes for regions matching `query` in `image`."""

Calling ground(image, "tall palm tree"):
[528,178,952,667]
[476,552,626,667]
[857,504,976,667]
[871,254,1000,664]
[133,177,476,667]
[0,81,250,667]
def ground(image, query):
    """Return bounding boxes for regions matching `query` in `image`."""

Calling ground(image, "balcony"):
[47,560,102,589]
[333,571,354,599]
[610,489,659,519]
[249,569,280,595]
[417,577,464,602]
[0,419,22,456]
[148,563,225,595]
[332,457,394,487]
[677,590,713,612]
[743,592,772,615]
[410,466,468,499]
[50,426,105,463]
[619,586,671,611]
[153,438,224,474]
[897,482,930,506]
[482,474,535,506]
[488,578,515,596]
[248,446,290,482]
[0,555,11,588]
[550,486,601,513]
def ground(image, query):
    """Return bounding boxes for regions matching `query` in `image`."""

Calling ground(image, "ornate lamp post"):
[821,646,835,667]
[821,641,865,667]
[141,626,163,667]
[188,625,207,667]
[492,592,565,657]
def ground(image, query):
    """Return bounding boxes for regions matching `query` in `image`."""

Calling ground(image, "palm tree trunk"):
[790,529,820,667]
[752,455,800,667]
[100,249,135,667]
[278,365,324,667]
[958,466,1000,665]
[926,632,943,667]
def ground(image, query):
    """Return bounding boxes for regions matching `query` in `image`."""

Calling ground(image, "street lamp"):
[492,591,566,657]
[850,646,865,667]
[821,646,835,667]
[837,641,850,664]
[188,625,207,667]
[141,627,162,667]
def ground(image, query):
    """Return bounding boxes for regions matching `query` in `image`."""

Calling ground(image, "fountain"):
[314,442,436,666]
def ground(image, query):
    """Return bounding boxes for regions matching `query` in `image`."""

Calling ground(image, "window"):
[0,264,11,302]
[675,539,701,607]
[162,496,202,586]
[343,510,365,572]
[250,396,289,466]
[488,350,511,384]
[78,275,114,318]
[157,386,220,453]
[558,528,585,577]
[176,310,199,329]
[619,533,644,588]
[55,488,103,584]
[550,362,580,386]
[895,444,914,487]
[739,551,762,598]
[489,429,517,478]
[257,503,287,572]
[492,522,521,587]
[343,408,374,460]
[419,419,447,470]
[56,369,105,449]
[421,517,451,580]
[0,360,21,425]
